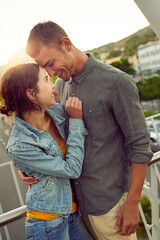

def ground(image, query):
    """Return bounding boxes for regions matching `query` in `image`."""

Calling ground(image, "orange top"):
[27,136,78,220]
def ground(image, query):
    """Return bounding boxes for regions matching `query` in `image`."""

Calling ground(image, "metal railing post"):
[0,202,11,240]
[9,162,24,206]
[0,161,25,239]
[139,150,160,240]
[150,164,160,239]
[139,202,152,240]
[0,161,24,206]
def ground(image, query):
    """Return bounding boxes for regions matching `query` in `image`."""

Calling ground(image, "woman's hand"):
[66,97,83,120]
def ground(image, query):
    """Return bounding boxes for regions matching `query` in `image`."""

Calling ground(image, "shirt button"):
[89,109,93,113]
[75,181,78,185]
[78,80,81,84]
[72,93,75,96]
[34,195,36,198]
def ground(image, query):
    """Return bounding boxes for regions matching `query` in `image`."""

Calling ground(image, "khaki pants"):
[86,193,137,240]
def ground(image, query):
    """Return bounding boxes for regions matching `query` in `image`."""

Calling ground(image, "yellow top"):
[27,136,78,220]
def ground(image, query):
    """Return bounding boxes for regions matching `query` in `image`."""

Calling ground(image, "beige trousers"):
[87,193,137,240]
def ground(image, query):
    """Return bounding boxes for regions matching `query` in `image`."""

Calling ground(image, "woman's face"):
[35,67,56,109]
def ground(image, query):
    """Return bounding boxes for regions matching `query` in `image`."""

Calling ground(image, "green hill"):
[86,25,157,58]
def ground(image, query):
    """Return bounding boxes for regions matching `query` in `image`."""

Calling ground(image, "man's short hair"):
[26,21,68,57]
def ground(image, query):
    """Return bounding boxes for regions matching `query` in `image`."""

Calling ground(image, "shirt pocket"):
[84,107,106,137]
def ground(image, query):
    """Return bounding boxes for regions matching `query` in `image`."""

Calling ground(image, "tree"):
[107,50,122,59]
[157,69,160,76]
[92,52,100,60]
[49,76,58,83]
[111,58,135,75]
[136,74,160,101]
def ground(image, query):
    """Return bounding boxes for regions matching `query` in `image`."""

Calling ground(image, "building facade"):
[137,41,160,79]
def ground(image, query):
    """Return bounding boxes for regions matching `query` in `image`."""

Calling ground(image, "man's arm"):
[111,72,152,236]
[18,171,39,188]
[116,162,147,235]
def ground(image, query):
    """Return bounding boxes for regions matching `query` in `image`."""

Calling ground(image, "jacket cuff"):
[69,118,88,135]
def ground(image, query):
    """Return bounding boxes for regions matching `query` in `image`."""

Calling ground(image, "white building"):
[137,41,160,78]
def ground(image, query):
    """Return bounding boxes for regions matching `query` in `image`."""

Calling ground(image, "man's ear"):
[26,88,36,101]
[61,37,72,51]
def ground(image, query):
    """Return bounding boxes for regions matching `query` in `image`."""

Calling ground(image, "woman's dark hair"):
[0,63,40,118]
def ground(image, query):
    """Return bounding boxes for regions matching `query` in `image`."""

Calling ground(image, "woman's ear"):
[26,89,36,101]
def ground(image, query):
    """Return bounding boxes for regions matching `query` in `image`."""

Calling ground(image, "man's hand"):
[116,200,139,236]
[18,170,39,189]
[116,162,147,236]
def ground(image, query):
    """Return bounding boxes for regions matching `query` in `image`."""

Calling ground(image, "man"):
[20,21,152,239]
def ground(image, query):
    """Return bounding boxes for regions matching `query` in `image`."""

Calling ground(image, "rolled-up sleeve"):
[111,73,153,164]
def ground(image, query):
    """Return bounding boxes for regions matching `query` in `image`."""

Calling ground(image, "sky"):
[0,0,150,66]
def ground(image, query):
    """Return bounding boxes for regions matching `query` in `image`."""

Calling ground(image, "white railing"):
[0,205,26,227]
[139,152,160,240]
[0,161,25,239]
[145,113,160,146]
[0,161,24,206]
[138,113,160,240]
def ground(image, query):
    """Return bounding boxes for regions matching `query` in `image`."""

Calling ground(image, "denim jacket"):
[6,103,87,217]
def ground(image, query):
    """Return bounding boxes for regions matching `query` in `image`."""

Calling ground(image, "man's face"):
[34,45,75,82]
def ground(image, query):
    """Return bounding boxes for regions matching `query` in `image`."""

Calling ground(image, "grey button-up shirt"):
[55,53,153,215]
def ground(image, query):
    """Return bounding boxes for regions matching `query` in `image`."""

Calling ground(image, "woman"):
[0,63,93,240]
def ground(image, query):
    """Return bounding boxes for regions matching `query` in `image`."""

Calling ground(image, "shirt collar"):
[70,53,96,85]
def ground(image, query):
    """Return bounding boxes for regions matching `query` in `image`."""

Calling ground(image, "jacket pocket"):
[31,177,56,199]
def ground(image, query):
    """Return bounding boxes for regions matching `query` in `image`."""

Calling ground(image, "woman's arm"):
[9,118,87,179]
[9,97,87,180]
